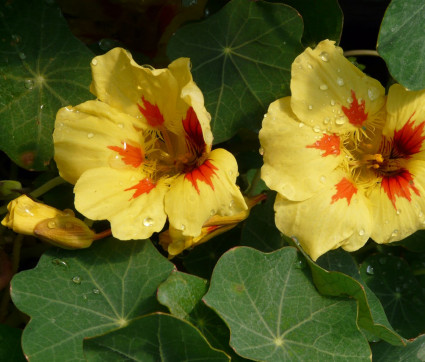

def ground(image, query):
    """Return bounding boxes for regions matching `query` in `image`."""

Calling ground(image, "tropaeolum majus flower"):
[260,39,425,261]
[53,48,247,243]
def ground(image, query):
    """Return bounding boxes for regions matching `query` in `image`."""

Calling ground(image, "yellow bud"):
[34,216,94,249]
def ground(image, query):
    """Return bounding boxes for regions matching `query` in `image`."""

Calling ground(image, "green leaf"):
[392,230,425,252]
[83,313,230,361]
[241,191,286,252]
[360,254,425,339]
[273,0,343,47]
[298,245,405,346]
[11,238,174,362]
[204,246,371,361]
[372,335,425,361]
[377,0,425,90]
[0,0,94,170]
[157,271,209,319]
[167,0,303,143]
[0,324,26,362]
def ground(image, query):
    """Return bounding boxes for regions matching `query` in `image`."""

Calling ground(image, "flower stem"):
[93,229,112,240]
[247,168,262,197]
[343,49,380,58]
[0,176,66,215]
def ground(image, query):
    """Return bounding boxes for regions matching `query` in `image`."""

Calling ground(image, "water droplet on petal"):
[335,117,345,125]
[308,104,313,110]
[24,79,34,90]
[143,217,154,227]
[366,265,374,275]
[330,99,336,106]
[320,175,326,183]
[117,123,124,129]
[258,147,264,156]
[347,96,353,104]
[323,117,330,125]
[307,63,313,69]
[368,87,379,101]
[72,276,81,284]
[87,133,94,139]
[336,77,344,86]
[229,200,235,208]
[319,84,328,90]
[391,229,399,237]
[180,224,186,231]
[91,58,98,66]
[319,51,329,62]
[313,125,321,133]
[210,209,216,216]
[298,122,304,128]
[396,209,401,215]
[359,229,365,236]
[47,221,56,229]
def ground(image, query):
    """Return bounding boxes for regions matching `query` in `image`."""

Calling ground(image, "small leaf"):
[241,191,286,252]
[204,246,371,361]
[301,246,405,346]
[0,324,26,362]
[377,0,425,90]
[167,0,303,143]
[0,0,94,170]
[360,254,425,339]
[157,271,209,319]
[83,313,230,361]
[372,334,425,361]
[11,238,174,362]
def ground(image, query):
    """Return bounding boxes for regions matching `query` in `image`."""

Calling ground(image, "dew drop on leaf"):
[72,276,81,284]
[366,265,374,275]
[51,259,68,267]
[24,79,34,90]
[92,288,100,295]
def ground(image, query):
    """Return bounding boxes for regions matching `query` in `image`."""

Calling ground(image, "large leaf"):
[276,0,343,47]
[377,0,425,90]
[0,0,93,170]
[297,244,405,346]
[372,334,425,361]
[167,0,303,143]
[11,238,174,362]
[83,313,230,361]
[204,246,371,361]
[360,254,425,339]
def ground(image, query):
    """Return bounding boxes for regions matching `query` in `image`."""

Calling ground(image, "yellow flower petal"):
[54,100,143,184]
[74,167,167,239]
[291,40,385,134]
[260,97,343,201]
[89,48,213,145]
[274,172,372,261]
[165,148,247,237]
[370,159,425,243]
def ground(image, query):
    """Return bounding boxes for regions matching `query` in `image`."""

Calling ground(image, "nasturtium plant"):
[1,0,425,360]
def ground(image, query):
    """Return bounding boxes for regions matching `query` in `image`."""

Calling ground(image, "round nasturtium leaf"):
[83,313,230,361]
[0,0,94,170]
[372,335,425,362]
[167,0,303,144]
[204,246,371,361]
[378,0,425,90]
[11,238,174,362]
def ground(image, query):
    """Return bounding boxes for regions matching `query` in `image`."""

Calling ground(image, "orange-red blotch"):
[381,169,420,209]
[183,107,206,157]
[137,96,165,127]
[392,114,425,158]
[306,134,340,157]
[342,90,368,127]
[185,160,218,194]
[125,178,156,199]
[108,142,144,168]
[331,177,357,205]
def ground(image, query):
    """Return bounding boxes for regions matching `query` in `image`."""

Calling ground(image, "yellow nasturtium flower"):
[1,195,94,249]
[53,48,247,243]
[260,40,425,260]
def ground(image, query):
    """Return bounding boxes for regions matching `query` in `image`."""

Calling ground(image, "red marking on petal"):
[182,107,206,157]
[206,225,220,233]
[108,143,144,168]
[185,160,218,194]
[392,113,425,158]
[125,178,156,199]
[381,169,420,209]
[306,134,340,157]
[331,178,357,205]
[342,90,368,127]
[137,96,165,127]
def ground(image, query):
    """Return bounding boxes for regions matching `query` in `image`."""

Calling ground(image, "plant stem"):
[247,168,262,197]
[0,176,66,215]
[343,49,380,58]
